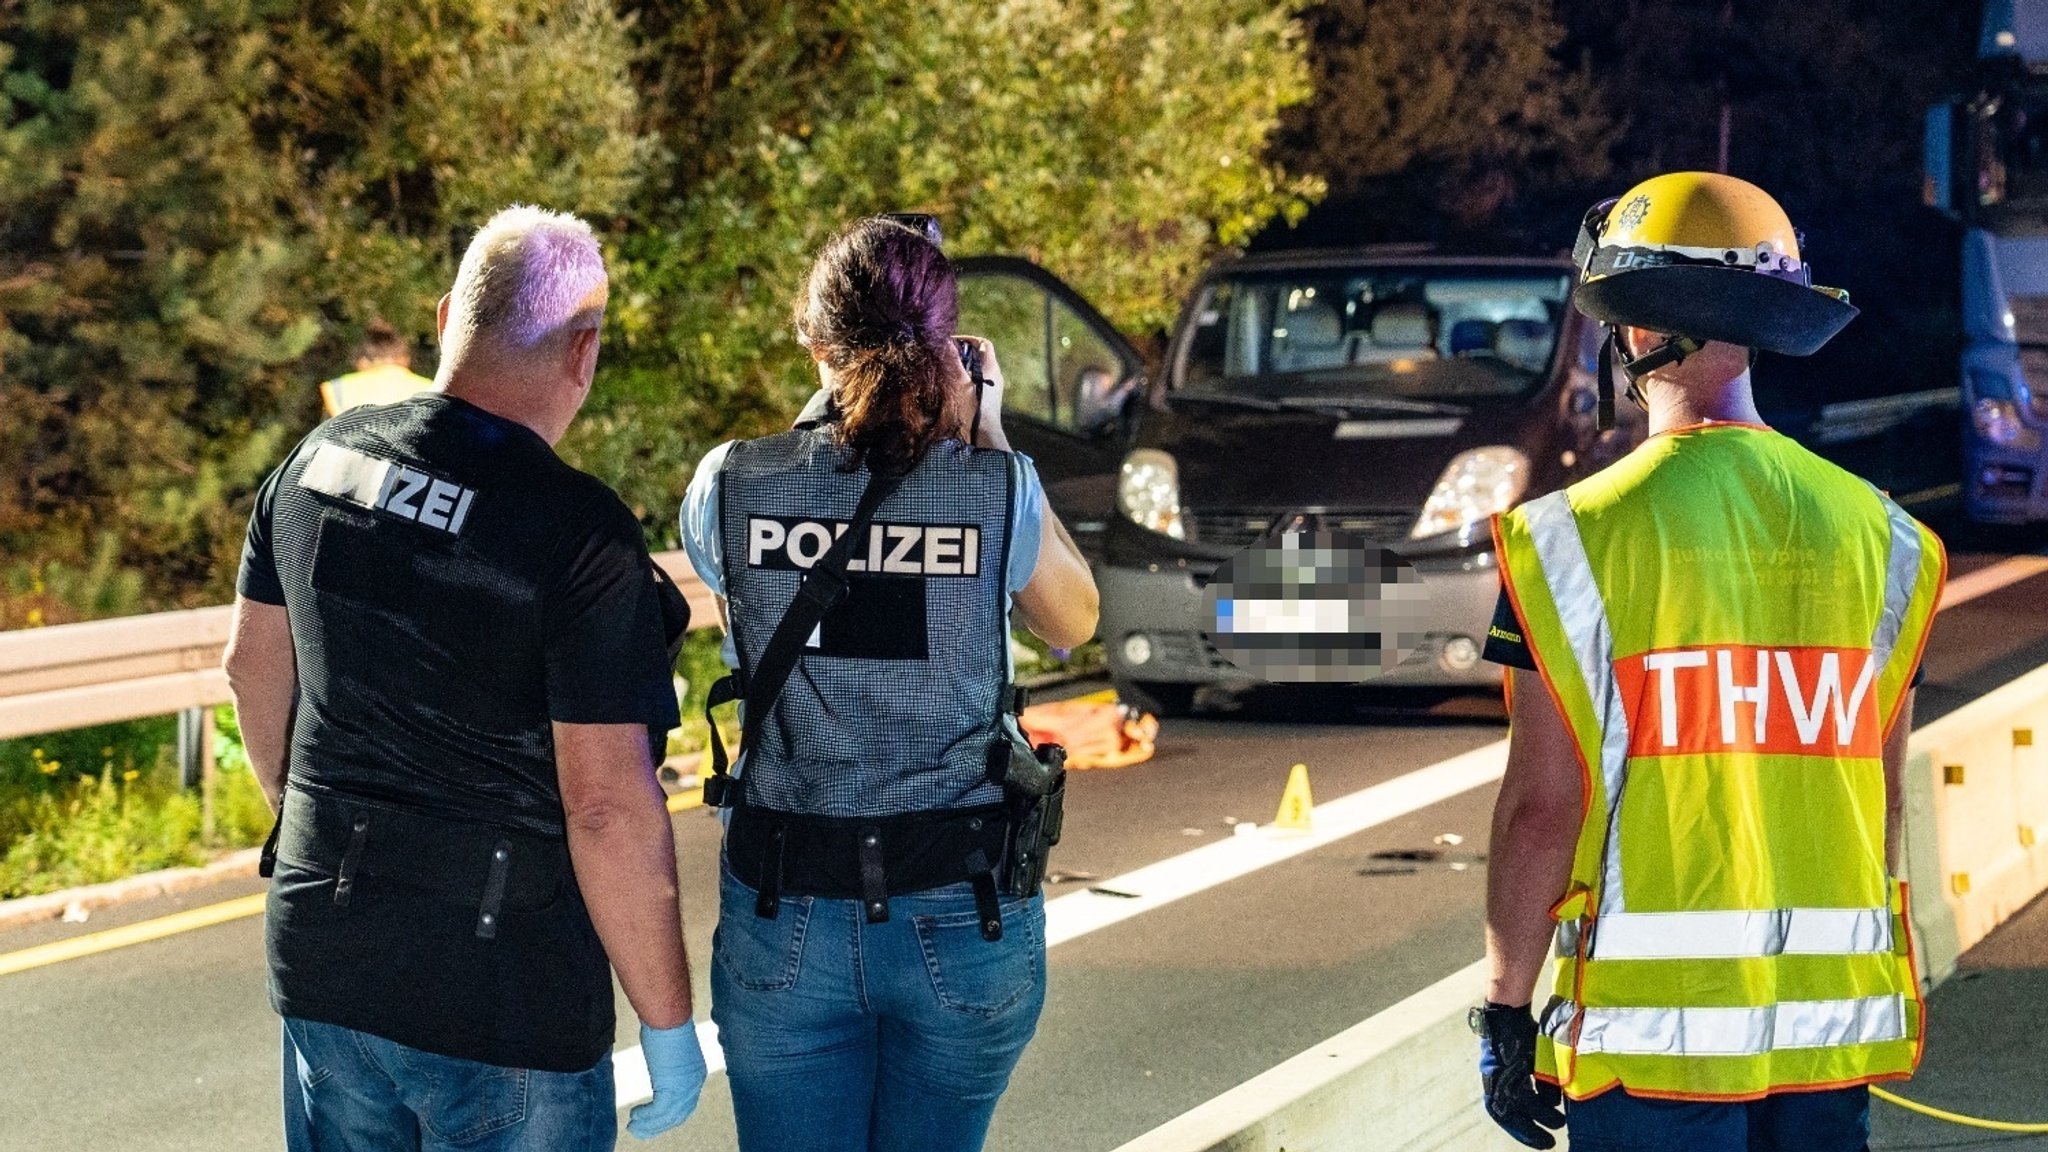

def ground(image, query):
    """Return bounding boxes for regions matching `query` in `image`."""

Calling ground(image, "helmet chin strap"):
[1596,328,1703,431]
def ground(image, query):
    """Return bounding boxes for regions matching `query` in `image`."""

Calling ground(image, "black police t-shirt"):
[1481,589,1924,686]
[238,393,683,1071]
[239,393,682,834]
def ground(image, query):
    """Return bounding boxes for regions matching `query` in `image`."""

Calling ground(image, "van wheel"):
[1113,678,1198,719]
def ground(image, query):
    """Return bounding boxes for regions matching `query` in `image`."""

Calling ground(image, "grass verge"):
[0,712,272,900]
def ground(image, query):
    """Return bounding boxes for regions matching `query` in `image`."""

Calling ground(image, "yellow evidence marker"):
[1272,762,1314,832]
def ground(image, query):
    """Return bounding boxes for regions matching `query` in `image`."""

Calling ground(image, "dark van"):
[953,247,1645,716]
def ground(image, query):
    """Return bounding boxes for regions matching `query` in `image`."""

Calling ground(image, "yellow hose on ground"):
[1871,1086,2048,1133]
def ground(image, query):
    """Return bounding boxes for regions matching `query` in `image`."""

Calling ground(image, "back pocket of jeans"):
[713,871,811,992]
[409,1053,528,1143]
[913,901,1041,1017]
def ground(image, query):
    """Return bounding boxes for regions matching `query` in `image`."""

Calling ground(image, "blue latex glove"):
[628,1021,707,1141]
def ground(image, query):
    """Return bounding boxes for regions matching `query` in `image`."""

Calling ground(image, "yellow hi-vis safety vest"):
[1493,422,1945,1102]
[321,364,435,417]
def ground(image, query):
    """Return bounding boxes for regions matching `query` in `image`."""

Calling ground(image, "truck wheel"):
[1113,678,1198,719]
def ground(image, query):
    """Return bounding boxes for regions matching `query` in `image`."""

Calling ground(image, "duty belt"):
[266,786,570,939]
[725,804,1013,942]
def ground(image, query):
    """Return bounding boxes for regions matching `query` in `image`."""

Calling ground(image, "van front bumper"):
[1098,548,1506,690]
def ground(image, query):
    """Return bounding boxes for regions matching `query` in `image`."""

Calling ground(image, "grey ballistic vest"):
[718,429,1016,817]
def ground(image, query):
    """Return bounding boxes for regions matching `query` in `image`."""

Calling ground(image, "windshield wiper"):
[1276,395,1465,417]
[1165,391,1286,412]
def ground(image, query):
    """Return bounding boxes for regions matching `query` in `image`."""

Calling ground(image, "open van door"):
[953,256,1147,560]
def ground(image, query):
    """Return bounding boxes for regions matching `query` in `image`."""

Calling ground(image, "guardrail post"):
[177,706,217,842]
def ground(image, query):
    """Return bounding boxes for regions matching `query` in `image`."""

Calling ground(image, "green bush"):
[0,709,273,900]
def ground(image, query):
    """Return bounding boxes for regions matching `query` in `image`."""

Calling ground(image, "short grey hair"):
[444,205,608,361]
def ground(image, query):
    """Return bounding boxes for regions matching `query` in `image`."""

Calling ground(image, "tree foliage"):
[1553,0,1978,401]
[0,0,648,623]
[534,0,1323,533]
[2,0,1319,614]
[1280,0,1614,237]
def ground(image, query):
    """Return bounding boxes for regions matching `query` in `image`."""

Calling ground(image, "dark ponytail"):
[794,217,962,476]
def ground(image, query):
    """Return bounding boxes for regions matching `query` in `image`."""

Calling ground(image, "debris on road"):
[1357,847,1488,877]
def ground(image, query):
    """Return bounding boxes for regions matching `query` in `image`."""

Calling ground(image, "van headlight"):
[1119,449,1186,539]
[1411,447,1530,540]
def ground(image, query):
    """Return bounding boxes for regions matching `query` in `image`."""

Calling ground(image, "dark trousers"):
[1565,1085,1870,1152]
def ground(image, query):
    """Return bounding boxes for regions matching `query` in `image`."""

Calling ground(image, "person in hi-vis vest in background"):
[320,317,435,416]
[1473,173,1946,1152]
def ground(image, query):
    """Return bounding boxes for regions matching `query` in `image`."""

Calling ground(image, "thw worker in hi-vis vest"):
[1473,173,1946,1152]
[679,217,1098,1152]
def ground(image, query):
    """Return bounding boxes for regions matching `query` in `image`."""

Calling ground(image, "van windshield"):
[1178,267,1574,402]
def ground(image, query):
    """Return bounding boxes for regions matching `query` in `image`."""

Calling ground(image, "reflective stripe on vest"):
[1556,906,1892,960]
[1521,491,1635,912]
[1545,994,1908,1057]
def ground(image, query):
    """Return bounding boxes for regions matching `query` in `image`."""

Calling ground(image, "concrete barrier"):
[1119,661,2048,1152]
[1111,959,1527,1152]
[1901,661,2048,985]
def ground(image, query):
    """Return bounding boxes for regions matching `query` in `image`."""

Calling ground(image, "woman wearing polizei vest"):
[679,216,1099,1152]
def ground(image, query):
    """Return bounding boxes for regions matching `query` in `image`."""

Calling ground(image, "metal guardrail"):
[0,551,716,744]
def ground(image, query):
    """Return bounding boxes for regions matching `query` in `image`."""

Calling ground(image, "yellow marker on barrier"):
[1273,763,1314,832]
[2017,727,2034,747]
[1953,872,1973,896]
[1943,764,1966,786]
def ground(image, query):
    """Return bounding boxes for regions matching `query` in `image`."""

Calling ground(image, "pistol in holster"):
[991,724,1067,898]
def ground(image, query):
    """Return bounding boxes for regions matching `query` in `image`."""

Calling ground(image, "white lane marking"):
[1109,957,1492,1152]
[612,738,1512,1108]
[1043,740,1508,947]
[1941,552,2048,611]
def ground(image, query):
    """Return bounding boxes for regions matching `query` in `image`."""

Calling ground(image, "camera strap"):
[702,468,903,809]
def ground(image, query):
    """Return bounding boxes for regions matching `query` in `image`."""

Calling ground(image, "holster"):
[989,716,1067,899]
[1002,772,1065,899]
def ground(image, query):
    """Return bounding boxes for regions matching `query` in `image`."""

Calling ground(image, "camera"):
[883,212,944,248]
[956,337,986,385]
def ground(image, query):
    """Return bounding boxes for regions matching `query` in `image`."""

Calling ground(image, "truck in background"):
[1927,0,2048,522]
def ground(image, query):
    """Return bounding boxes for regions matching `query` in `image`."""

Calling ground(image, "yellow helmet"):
[1572,172,1856,356]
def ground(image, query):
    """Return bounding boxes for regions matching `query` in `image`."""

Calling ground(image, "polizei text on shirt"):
[745,515,983,576]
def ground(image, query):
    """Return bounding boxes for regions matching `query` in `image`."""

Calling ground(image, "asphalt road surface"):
[3,516,2045,1152]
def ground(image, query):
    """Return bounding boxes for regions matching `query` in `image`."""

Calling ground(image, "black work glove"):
[1472,1001,1566,1149]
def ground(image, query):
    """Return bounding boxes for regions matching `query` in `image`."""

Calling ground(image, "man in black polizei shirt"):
[224,205,706,1151]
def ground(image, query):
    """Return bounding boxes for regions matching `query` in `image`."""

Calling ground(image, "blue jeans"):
[281,1017,616,1151]
[1566,1085,1870,1151]
[710,863,1047,1152]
